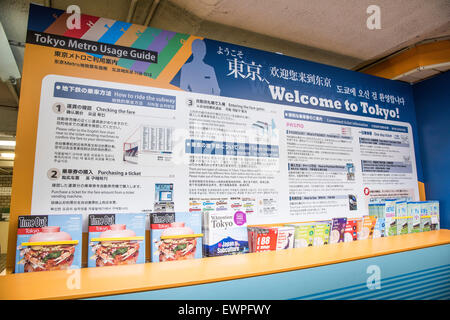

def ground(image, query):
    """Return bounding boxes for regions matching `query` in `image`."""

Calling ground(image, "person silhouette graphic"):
[180,39,221,95]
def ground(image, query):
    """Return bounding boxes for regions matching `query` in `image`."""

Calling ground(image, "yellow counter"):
[1,229,449,300]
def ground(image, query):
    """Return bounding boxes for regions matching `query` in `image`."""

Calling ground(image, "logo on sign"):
[18,216,48,228]
[89,214,115,226]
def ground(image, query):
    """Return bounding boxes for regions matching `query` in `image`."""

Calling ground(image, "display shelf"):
[1,230,449,300]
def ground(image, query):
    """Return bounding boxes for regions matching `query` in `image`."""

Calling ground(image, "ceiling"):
[171,0,450,62]
[1,0,449,75]
[0,0,449,171]
[393,62,450,83]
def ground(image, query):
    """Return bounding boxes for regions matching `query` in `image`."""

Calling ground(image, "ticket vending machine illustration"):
[154,183,174,212]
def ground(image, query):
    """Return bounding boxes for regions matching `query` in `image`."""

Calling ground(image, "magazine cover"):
[287,223,315,248]
[88,213,146,267]
[202,204,248,257]
[373,217,386,239]
[330,218,347,243]
[248,226,294,252]
[369,203,384,218]
[408,202,421,233]
[15,214,82,273]
[385,200,397,236]
[359,215,377,240]
[312,221,331,246]
[150,212,203,262]
[248,227,277,252]
[396,201,409,235]
[368,204,377,217]
[344,218,361,242]
[430,201,440,230]
[275,226,295,250]
[420,202,432,232]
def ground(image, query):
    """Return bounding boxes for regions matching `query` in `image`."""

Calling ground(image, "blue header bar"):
[284,110,408,133]
[185,139,279,158]
[54,82,176,110]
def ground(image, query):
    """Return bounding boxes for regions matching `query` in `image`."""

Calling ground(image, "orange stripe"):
[44,13,71,35]
[156,35,203,83]
[418,181,426,201]
[114,24,144,47]
[363,40,450,79]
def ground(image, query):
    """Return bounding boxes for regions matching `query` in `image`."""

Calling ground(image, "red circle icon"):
[364,187,370,195]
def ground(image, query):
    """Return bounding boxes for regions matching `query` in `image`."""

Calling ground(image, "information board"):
[9,3,422,257]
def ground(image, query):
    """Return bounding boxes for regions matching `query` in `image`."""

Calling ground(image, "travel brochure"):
[150,211,203,262]
[287,222,315,248]
[312,221,332,246]
[248,226,295,252]
[344,218,361,242]
[199,198,249,257]
[373,217,386,239]
[330,218,347,243]
[88,213,146,267]
[14,200,440,272]
[15,214,82,273]
[359,215,378,240]
[396,201,409,235]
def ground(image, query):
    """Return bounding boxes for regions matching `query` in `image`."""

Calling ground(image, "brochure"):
[275,226,295,250]
[420,202,432,232]
[396,201,409,235]
[368,204,377,217]
[373,217,386,239]
[202,203,248,257]
[344,218,361,242]
[430,201,440,230]
[286,222,315,248]
[384,200,397,236]
[369,203,385,218]
[15,214,82,273]
[330,218,347,243]
[312,221,332,246]
[408,202,421,233]
[248,227,276,252]
[248,226,295,252]
[88,213,146,267]
[150,212,203,262]
[359,215,377,240]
